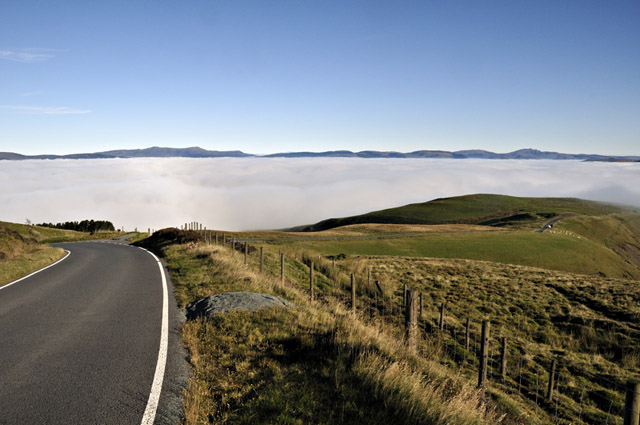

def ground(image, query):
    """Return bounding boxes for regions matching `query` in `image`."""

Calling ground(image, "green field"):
[260,227,640,279]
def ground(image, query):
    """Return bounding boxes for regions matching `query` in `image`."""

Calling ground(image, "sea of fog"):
[1,158,638,231]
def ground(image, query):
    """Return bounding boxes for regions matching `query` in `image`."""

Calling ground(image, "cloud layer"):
[1,158,639,231]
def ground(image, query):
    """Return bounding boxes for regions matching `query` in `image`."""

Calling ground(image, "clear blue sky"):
[1,0,639,156]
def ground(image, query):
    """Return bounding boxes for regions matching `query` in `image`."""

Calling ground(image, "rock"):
[185,291,293,320]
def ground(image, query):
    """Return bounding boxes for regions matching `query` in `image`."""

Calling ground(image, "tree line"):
[37,220,115,233]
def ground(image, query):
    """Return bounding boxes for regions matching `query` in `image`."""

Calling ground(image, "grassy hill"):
[142,223,640,424]
[293,194,633,232]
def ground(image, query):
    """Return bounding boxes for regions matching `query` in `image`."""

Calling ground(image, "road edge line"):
[0,249,71,292]
[139,247,169,425]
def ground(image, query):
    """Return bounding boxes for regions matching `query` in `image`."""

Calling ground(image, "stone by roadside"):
[185,291,293,320]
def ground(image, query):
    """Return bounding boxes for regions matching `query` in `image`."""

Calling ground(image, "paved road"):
[0,239,187,425]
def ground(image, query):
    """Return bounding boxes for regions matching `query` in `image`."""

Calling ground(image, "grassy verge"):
[152,237,507,425]
[0,245,65,287]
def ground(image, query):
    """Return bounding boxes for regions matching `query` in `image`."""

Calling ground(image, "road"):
[0,239,187,424]
[536,216,573,233]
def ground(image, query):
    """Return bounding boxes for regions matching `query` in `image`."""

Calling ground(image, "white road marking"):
[139,247,169,425]
[0,250,71,291]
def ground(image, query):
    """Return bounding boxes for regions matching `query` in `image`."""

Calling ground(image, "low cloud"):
[1,158,639,231]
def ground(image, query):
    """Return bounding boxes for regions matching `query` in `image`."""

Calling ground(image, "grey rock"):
[185,291,293,320]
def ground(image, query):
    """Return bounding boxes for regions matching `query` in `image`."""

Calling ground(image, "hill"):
[292,194,634,232]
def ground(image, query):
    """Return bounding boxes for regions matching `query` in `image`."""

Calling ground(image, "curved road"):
[0,239,187,425]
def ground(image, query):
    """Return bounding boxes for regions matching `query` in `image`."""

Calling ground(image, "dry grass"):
[161,240,508,425]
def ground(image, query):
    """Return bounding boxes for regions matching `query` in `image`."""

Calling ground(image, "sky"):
[2,158,639,231]
[1,0,639,156]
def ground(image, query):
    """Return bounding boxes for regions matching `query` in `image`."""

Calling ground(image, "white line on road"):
[139,248,169,425]
[0,250,71,292]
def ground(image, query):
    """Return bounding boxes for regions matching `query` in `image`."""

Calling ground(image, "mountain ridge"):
[1,146,639,161]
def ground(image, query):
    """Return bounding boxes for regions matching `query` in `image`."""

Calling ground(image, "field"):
[148,195,640,424]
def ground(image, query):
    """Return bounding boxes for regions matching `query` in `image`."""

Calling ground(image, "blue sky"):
[1,0,639,156]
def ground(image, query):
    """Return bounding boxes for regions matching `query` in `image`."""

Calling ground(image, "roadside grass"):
[157,239,507,425]
[0,245,65,286]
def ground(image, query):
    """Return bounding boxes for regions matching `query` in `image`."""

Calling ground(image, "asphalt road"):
[0,239,187,425]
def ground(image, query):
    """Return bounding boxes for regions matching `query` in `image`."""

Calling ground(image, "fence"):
[187,227,639,425]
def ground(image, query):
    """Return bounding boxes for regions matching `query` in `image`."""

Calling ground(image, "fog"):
[1,158,639,231]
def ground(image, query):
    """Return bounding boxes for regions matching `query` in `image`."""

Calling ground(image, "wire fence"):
[196,228,639,425]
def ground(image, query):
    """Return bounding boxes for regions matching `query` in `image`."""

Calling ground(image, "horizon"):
[3,145,640,158]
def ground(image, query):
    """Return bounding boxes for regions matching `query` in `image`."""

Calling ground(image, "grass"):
[149,235,507,425]
[259,226,640,279]
[294,194,634,232]
[155,221,640,424]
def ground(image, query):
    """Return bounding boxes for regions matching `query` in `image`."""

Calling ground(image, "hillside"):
[293,194,634,232]
[142,225,640,424]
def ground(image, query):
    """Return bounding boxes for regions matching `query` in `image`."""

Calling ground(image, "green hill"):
[293,194,633,232]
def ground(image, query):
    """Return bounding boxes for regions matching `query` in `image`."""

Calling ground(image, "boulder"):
[185,291,292,320]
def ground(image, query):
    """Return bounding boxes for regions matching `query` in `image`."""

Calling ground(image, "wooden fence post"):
[405,289,418,351]
[465,318,470,350]
[403,284,407,307]
[244,243,248,264]
[439,303,445,331]
[478,320,490,389]
[419,292,423,319]
[260,247,264,273]
[500,337,507,381]
[309,262,314,301]
[280,253,285,287]
[351,273,356,313]
[548,359,556,401]
[215,233,219,245]
[624,381,640,425]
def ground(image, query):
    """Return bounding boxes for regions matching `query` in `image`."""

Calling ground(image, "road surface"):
[0,239,187,424]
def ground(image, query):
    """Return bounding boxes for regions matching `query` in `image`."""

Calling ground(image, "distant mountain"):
[0,146,251,160]
[1,146,638,161]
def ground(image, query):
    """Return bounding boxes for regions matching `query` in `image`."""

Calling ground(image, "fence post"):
[439,303,445,331]
[403,284,407,307]
[215,233,219,245]
[351,273,356,313]
[309,262,314,301]
[624,381,640,425]
[465,318,470,350]
[478,320,490,389]
[500,337,507,381]
[260,247,264,272]
[244,243,248,264]
[548,359,557,401]
[405,289,418,351]
[280,253,285,287]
